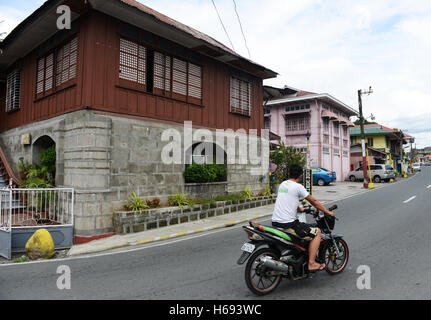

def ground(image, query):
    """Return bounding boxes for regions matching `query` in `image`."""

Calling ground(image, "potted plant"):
[18,160,32,180]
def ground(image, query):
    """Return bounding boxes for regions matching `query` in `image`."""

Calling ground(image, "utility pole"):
[358,87,373,189]
[400,130,406,178]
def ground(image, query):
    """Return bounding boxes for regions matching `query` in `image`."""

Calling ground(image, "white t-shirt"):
[272,180,310,224]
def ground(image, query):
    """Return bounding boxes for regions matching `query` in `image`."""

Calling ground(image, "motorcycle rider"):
[272,164,335,272]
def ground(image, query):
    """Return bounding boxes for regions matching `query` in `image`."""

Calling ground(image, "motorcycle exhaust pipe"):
[260,256,289,273]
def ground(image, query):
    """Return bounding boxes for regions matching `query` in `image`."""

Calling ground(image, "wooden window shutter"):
[230,76,250,116]
[56,37,78,88]
[6,69,21,112]
[187,62,202,103]
[172,57,187,100]
[153,51,171,95]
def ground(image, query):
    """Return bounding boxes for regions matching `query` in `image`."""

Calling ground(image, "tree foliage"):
[270,142,306,184]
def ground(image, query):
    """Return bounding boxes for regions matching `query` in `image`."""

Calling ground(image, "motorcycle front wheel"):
[322,238,349,275]
[245,248,282,296]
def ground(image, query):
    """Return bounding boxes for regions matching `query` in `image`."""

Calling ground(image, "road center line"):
[427,185,431,189]
[404,196,416,203]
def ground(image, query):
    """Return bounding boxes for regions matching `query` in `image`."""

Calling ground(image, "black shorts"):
[272,220,319,241]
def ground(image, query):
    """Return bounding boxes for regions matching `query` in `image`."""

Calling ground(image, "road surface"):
[1,167,431,300]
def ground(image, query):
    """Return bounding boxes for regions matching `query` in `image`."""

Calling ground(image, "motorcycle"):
[237,204,349,296]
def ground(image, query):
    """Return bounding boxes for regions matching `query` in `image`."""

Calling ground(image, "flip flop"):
[308,263,326,273]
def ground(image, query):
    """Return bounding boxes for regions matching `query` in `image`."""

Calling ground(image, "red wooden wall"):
[0,11,264,134]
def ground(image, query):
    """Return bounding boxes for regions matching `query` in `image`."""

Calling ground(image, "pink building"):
[263,86,358,181]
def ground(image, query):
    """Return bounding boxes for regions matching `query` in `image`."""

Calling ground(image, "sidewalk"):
[67,180,389,257]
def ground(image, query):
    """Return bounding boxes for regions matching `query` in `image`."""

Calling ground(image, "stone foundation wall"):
[0,110,270,237]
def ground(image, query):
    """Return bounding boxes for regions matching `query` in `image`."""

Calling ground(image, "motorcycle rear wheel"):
[322,238,349,275]
[245,248,282,296]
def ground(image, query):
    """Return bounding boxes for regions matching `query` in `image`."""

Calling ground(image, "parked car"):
[413,163,421,172]
[348,164,395,183]
[301,167,337,186]
[424,162,431,166]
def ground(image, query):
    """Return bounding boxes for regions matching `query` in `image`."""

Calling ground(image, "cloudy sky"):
[1,0,431,147]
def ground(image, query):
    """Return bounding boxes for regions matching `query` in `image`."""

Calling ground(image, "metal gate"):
[0,188,74,259]
[0,189,12,259]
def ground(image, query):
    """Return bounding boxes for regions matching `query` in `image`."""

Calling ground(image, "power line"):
[232,0,251,59]
[210,0,235,51]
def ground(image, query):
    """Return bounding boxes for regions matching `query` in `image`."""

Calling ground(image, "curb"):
[68,213,272,256]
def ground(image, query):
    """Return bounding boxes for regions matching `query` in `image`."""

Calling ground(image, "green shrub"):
[169,193,195,208]
[40,146,56,177]
[240,186,254,200]
[184,164,227,183]
[264,185,273,198]
[124,192,149,213]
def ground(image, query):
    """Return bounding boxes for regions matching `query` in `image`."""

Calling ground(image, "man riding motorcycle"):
[272,164,335,272]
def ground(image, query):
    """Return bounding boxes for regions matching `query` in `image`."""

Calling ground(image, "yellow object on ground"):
[25,229,55,260]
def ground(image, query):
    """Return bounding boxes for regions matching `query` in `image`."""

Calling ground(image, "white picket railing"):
[0,188,74,228]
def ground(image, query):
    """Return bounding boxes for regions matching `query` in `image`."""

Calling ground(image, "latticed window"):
[334,137,340,146]
[230,77,251,116]
[36,37,78,96]
[285,115,310,131]
[334,148,340,156]
[323,147,330,154]
[6,69,21,112]
[119,38,146,85]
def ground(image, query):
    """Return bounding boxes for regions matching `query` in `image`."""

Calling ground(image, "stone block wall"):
[0,110,270,237]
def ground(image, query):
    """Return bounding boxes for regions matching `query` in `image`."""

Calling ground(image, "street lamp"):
[358,86,373,189]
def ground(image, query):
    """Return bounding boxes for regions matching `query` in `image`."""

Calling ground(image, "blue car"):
[301,167,337,186]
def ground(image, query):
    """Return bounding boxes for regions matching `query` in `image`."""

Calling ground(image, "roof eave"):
[266,93,358,116]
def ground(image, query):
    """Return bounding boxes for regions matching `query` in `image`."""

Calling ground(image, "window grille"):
[119,38,146,85]
[230,77,251,116]
[6,69,21,112]
[285,115,310,131]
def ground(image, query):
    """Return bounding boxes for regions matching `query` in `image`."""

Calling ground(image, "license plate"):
[241,243,255,253]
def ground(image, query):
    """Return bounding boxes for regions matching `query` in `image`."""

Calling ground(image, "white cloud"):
[3,0,431,147]
[139,0,431,147]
